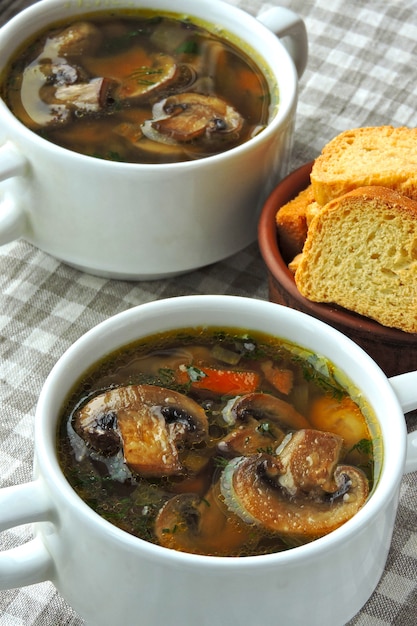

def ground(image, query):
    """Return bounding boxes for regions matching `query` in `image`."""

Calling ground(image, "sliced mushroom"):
[220,429,369,539]
[266,429,343,496]
[44,21,103,57]
[154,482,258,556]
[38,61,85,86]
[141,92,243,144]
[115,56,196,105]
[217,415,285,456]
[222,392,310,431]
[53,77,116,112]
[74,384,208,477]
[113,122,185,159]
[19,62,72,128]
[16,21,109,128]
[20,55,113,127]
[115,54,178,102]
[168,63,197,93]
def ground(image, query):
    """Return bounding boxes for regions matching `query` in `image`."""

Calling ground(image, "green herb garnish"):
[349,438,373,456]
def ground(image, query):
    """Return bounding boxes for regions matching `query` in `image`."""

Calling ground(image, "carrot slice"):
[178,366,260,396]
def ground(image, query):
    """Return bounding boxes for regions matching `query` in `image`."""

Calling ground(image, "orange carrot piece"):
[178,366,260,396]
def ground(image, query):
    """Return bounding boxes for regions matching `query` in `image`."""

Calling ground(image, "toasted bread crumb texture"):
[294,186,417,333]
[311,126,417,205]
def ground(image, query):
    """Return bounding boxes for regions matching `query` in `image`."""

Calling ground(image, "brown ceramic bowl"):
[258,161,417,377]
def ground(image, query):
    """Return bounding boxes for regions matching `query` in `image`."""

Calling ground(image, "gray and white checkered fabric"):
[1,1,417,624]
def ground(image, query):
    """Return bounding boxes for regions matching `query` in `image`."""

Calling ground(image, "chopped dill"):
[296,354,346,400]
[349,438,373,457]
[157,367,177,386]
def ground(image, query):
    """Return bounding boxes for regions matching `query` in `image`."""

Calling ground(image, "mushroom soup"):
[57,327,382,557]
[1,11,274,163]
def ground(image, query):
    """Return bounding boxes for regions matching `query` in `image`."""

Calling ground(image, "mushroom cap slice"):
[20,58,112,127]
[154,483,258,556]
[74,384,208,477]
[217,415,285,456]
[117,405,182,476]
[220,432,369,539]
[113,122,186,159]
[19,63,72,128]
[270,429,343,496]
[46,21,103,57]
[222,392,310,431]
[116,54,179,102]
[53,77,116,112]
[142,92,243,144]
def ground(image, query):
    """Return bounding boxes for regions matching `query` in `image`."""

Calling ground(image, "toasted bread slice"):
[294,186,417,333]
[276,184,315,260]
[311,126,417,206]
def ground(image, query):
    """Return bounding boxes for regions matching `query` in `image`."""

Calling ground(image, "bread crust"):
[311,126,417,206]
[294,186,417,333]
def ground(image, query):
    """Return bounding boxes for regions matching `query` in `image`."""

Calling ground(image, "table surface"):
[1,0,417,624]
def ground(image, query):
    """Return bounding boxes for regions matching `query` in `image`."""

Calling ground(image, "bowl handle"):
[0,141,27,245]
[0,481,55,589]
[389,372,417,473]
[256,5,308,78]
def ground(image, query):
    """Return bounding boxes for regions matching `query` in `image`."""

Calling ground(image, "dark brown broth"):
[57,327,380,557]
[1,11,273,163]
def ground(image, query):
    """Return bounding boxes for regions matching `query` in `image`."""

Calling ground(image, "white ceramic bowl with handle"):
[0,0,307,279]
[1,295,416,626]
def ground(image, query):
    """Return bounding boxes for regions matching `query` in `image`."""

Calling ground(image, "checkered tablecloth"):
[1,0,417,624]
